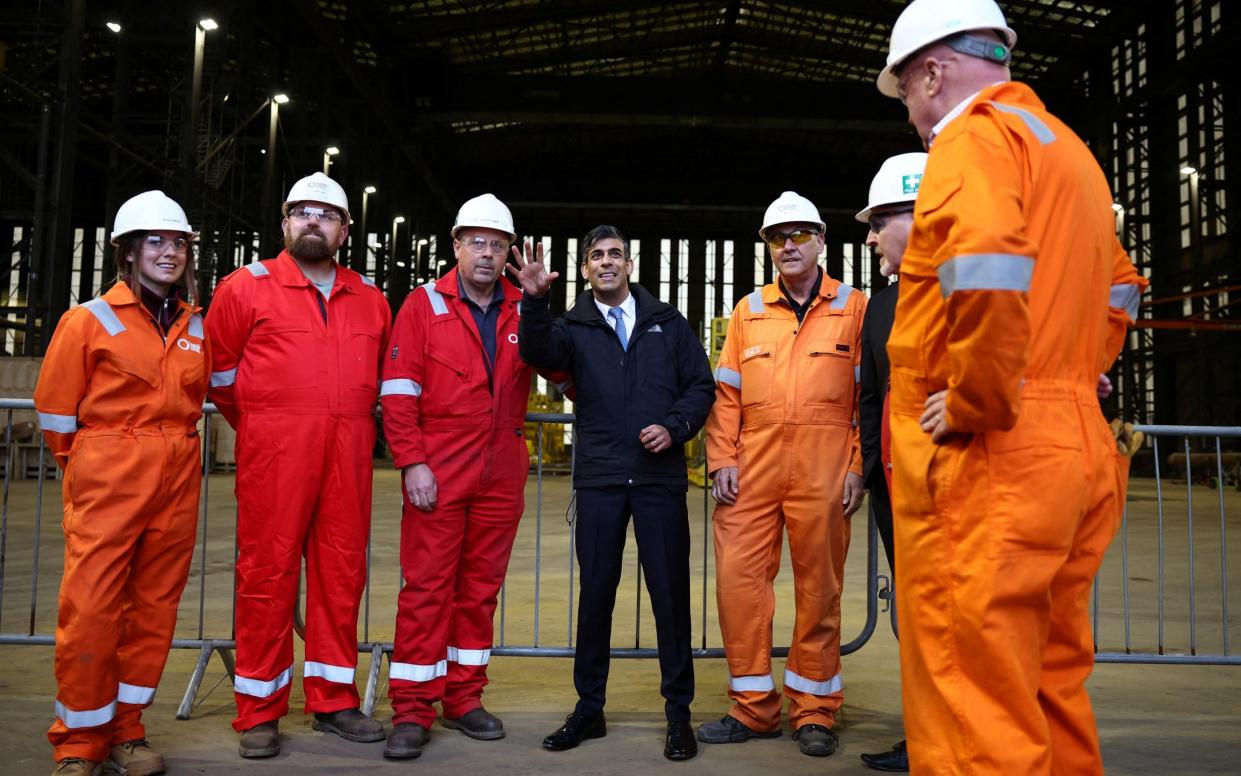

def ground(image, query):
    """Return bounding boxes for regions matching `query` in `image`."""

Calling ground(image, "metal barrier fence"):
[0,397,1235,721]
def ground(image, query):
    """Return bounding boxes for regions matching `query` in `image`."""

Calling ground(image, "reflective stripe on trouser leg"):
[442,426,527,719]
[112,431,202,745]
[48,432,198,763]
[712,490,783,732]
[232,414,334,732]
[782,425,851,729]
[302,414,374,715]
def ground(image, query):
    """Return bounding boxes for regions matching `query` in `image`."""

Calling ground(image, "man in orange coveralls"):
[207,172,392,758]
[874,1,1148,773]
[379,194,564,759]
[700,191,866,758]
[36,190,208,776]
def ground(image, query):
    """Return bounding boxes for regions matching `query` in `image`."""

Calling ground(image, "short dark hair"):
[580,224,629,263]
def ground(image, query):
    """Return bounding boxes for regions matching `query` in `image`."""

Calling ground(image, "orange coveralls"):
[887,81,1147,775]
[705,271,865,732]
[34,283,210,763]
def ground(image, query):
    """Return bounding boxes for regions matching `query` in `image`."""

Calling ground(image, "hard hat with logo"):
[452,193,516,240]
[110,190,197,245]
[877,0,1017,98]
[855,152,930,223]
[283,172,350,218]
[759,191,825,240]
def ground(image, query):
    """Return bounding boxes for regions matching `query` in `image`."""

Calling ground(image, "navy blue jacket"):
[519,283,715,490]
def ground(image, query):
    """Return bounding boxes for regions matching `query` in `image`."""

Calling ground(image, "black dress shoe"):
[542,712,607,751]
[861,739,909,772]
[664,721,698,761]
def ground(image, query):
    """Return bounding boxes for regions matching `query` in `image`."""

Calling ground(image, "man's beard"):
[286,231,334,262]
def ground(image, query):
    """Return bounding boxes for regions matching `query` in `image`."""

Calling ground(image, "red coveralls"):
[35,283,209,762]
[381,269,546,727]
[888,82,1147,774]
[206,252,391,732]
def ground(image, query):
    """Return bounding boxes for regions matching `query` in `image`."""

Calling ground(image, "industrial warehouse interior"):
[0,1,1238,775]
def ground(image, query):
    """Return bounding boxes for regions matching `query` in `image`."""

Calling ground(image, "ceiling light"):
[106,22,121,33]
[198,18,218,31]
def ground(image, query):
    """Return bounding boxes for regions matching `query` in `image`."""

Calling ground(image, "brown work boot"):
[312,708,385,743]
[52,759,101,776]
[106,739,165,775]
[239,721,280,759]
[442,707,505,740]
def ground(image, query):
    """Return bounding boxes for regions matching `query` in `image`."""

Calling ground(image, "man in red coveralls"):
[207,172,392,759]
[380,194,555,760]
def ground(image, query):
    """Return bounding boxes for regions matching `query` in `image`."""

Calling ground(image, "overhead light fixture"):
[417,239,428,246]
[364,185,377,194]
[273,93,290,105]
[1111,203,1124,213]
[1180,166,1198,176]
[106,21,121,33]
[198,18,218,31]
[325,146,340,156]
[393,216,406,224]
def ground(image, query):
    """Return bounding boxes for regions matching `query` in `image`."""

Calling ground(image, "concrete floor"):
[1,465,1239,774]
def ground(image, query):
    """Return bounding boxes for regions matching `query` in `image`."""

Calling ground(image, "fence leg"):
[362,643,384,717]
[177,643,217,721]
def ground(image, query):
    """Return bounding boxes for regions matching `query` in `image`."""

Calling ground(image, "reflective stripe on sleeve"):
[447,647,491,666]
[854,365,861,384]
[37,412,77,434]
[989,101,1057,145]
[210,368,237,388]
[187,313,204,338]
[83,299,126,336]
[233,665,293,698]
[117,682,156,705]
[304,661,356,684]
[389,660,448,683]
[715,367,742,390]
[361,275,377,287]
[1110,283,1142,320]
[244,262,270,277]
[421,282,449,315]
[783,669,843,696]
[830,283,854,310]
[380,379,423,397]
[747,289,765,313]
[55,698,116,729]
[937,254,1034,298]
[728,673,776,693]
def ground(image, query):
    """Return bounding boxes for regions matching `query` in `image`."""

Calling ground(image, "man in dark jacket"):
[510,225,715,762]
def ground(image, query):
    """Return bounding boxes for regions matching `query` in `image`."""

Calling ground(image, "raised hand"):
[505,238,560,298]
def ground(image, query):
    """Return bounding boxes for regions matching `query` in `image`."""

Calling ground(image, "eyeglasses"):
[289,205,343,222]
[764,228,820,251]
[868,208,914,234]
[144,235,189,252]
[458,237,510,254]
[895,63,923,104]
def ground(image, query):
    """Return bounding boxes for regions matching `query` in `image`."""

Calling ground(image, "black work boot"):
[312,708,385,743]
[442,707,505,740]
[239,721,280,759]
[384,722,429,760]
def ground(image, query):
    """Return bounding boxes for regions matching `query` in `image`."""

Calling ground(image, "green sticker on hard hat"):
[902,174,923,195]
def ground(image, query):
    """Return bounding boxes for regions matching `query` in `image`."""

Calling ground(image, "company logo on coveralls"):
[902,174,923,195]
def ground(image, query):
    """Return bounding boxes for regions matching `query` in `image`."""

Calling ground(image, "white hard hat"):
[284,172,349,217]
[877,0,1017,98]
[759,191,825,240]
[452,193,516,240]
[855,152,929,223]
[110,190,197,245]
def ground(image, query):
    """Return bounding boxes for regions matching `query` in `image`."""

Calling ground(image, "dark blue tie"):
[608,307,628,350]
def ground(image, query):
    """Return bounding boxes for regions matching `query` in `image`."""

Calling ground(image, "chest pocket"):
[739,341,775,408]
[108,350,161,390]
[249,319,315,390]
[342,326,382,394]
[803,339,854,406]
